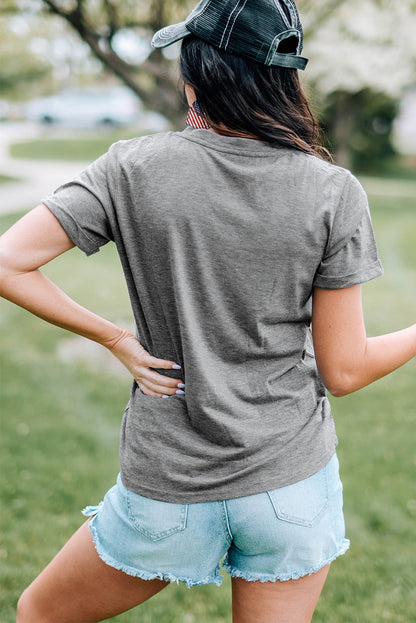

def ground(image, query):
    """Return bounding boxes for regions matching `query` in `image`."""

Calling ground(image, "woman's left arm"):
[0,205,184,397]
[312,285,416,396]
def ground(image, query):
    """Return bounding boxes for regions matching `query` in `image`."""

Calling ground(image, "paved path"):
[0,122,89,215]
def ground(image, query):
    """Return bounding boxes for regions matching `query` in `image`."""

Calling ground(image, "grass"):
[0,174,21,185]
[359,176,416,200]
[0,183,415,622]
[371,155,416,182]
[9,129,145,162]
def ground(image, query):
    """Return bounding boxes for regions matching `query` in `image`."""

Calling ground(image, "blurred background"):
[0,1,415,623]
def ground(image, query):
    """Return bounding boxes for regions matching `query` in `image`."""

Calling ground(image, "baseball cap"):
[152,0,308,70]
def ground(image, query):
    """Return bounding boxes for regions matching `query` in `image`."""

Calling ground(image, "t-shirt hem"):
[313,259,384,290]
[119,447,338,504]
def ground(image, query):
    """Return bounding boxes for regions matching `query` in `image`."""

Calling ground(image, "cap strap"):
[268,52,309,70]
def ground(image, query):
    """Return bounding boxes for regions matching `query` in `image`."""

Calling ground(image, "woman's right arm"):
[0,205,184,397]
[312,285,416,397]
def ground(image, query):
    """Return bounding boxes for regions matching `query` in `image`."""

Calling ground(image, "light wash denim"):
[82,453,349,588]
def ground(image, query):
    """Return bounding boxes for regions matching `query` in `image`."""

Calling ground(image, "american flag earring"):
[186,100,211,129]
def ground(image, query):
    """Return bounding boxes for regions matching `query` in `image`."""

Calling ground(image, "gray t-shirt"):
[43,127,383,503]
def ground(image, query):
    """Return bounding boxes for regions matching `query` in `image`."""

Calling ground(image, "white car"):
[26,87,142,127]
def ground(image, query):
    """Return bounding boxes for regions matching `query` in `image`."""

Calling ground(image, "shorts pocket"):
[126,489,188,541]
[267,463,329,528]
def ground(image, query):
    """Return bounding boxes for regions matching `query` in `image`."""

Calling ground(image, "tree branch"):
[40,0,185,123]
[103,0,119,39]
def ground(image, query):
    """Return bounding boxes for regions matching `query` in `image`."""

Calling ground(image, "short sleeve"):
[42,145,118,256]
[313,173,384,289]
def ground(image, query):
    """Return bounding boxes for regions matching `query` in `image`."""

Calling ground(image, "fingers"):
[138,381,185,398]
[135,354,185,398]
[144,352,181,371]
[138,376,185,398]
[139,371,184,391]
[109,335,184,398]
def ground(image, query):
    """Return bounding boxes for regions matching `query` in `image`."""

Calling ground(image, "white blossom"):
[304,0,416,97]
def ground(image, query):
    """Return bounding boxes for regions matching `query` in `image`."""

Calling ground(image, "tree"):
[3,0,345,126]
[0,5,103,102]
[3,0,415,170]
[36,0,195,125]
[322,89,399,172]
[0,19,52,100]
[304,0,416,168]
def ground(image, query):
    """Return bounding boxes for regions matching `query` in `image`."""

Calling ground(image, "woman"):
[1,1,415,622]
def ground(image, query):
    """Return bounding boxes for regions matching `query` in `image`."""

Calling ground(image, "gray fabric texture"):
[43,127,383,503]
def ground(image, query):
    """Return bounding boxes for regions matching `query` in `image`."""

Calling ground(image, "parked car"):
[25,87,142,127]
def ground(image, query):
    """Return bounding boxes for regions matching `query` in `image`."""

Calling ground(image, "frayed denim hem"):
[222,539,350,583]
[81,505,223,589]
[82,503,104,517]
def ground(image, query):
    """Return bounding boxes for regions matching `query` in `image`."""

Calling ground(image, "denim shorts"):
[82,453,349,588]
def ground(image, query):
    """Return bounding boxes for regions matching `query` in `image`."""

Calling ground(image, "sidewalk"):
[0,122,89,215]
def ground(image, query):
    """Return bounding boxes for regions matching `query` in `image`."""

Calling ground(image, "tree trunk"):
[332,91,355,169]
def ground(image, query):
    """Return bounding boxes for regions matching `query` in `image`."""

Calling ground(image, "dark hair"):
[180,36,330,160]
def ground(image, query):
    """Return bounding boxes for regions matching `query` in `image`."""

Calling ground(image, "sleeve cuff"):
[43,199,101,256]
[313,259,384,290]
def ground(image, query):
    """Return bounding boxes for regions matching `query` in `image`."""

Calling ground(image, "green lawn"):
[0,184,415,622]
[9,130,144,162]
[0,174,21,185]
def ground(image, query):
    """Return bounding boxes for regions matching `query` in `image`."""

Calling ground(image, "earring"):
[186,100,211,130]
[193,100,204,116]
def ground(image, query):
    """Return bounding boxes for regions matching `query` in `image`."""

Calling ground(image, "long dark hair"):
[180,36,330,160]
